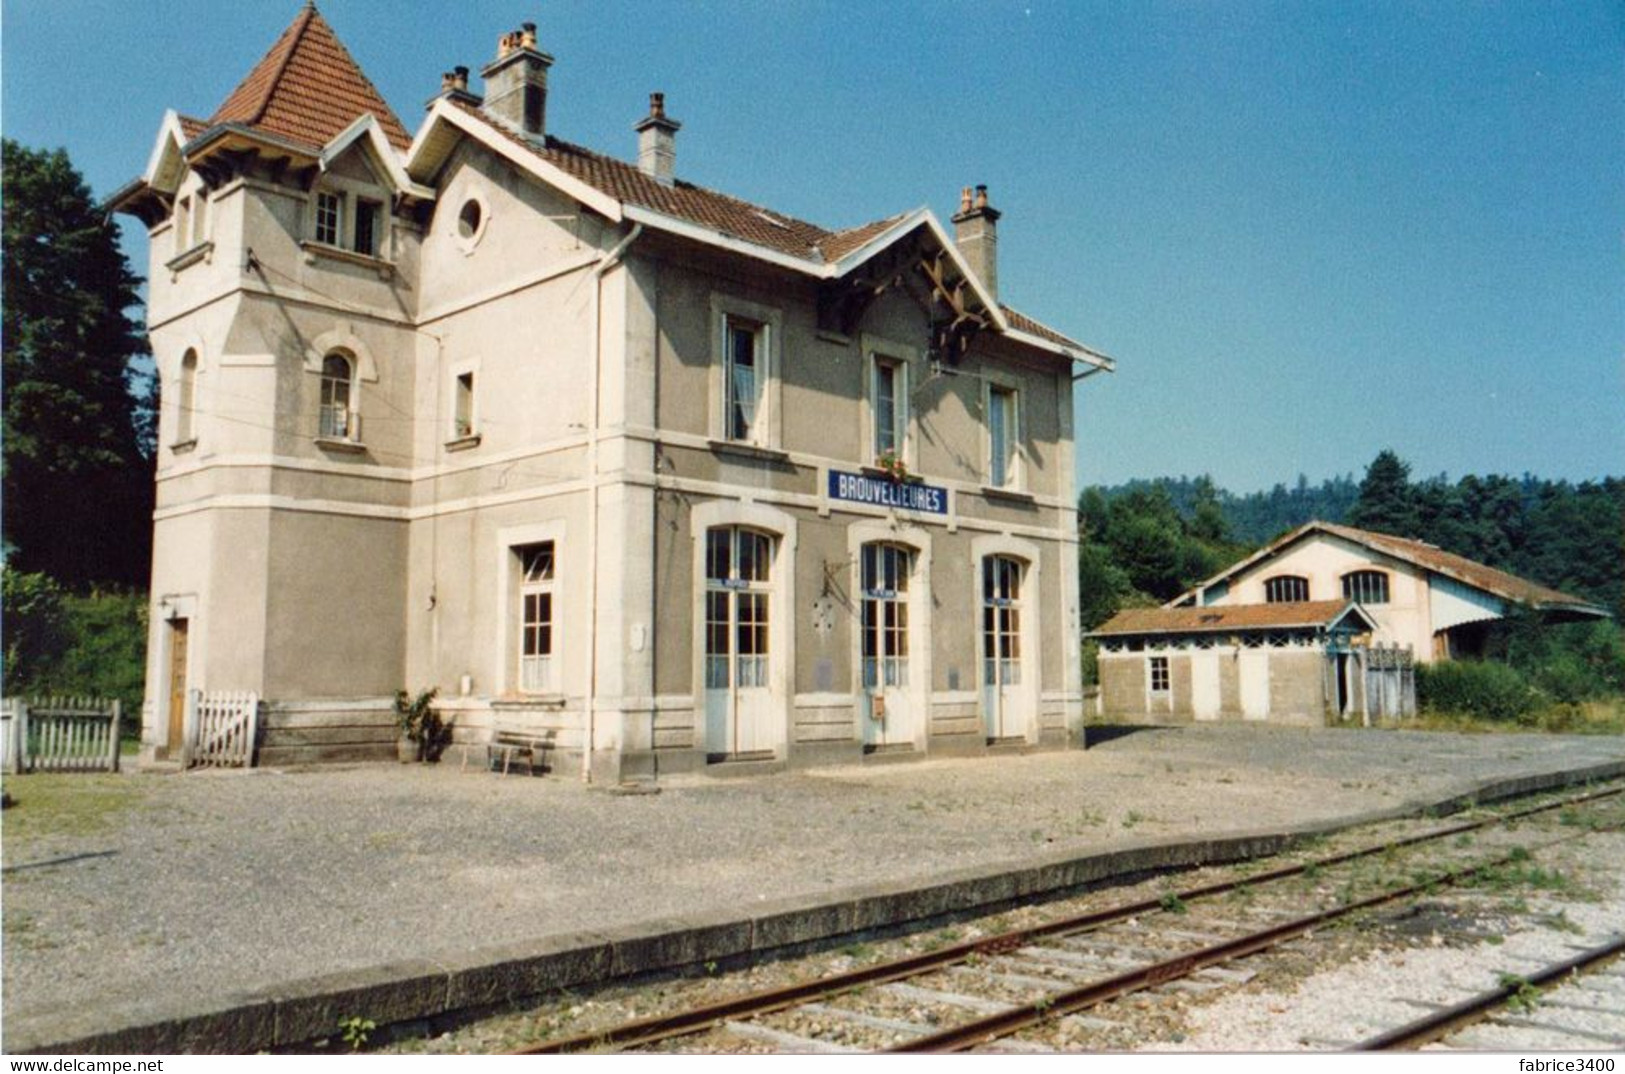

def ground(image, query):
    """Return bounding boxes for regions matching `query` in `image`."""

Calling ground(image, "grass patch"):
[0,772,151,856]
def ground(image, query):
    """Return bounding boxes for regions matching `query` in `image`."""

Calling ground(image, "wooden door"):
[166,619,189,757]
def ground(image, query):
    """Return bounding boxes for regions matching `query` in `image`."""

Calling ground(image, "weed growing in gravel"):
[1122,811,1143,829]
[842,942,874,961]
[1453,833,1474,848]
[1498,973,1541,1014]
[1158,893,1188,915]
[1078,810,1106,828]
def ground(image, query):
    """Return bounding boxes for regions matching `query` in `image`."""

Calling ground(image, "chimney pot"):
[482,22,554,135]
[650,92,666,119]
[951,183,1001,300]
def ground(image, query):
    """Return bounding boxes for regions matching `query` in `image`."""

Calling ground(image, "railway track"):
[500,782,1624,1055]
[1355,935,1625,1051]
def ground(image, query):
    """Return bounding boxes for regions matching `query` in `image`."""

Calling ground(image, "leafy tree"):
[1347,449,1420,536]
[3,139,154,589]
[2,568,70,692]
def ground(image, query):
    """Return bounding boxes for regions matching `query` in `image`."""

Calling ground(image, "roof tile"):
[209,5,411,152]
[1094,600,1359,636]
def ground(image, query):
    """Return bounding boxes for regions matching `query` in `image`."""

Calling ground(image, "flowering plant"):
[875,449,908,482]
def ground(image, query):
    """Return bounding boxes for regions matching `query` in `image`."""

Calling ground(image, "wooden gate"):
[0,697,122,773]
[1360,644,1416,724]
[183,690,260,769]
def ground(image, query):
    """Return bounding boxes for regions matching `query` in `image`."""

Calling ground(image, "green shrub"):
[1417,660,1535,724]
[2,570,147,732]
[2,568,70,692]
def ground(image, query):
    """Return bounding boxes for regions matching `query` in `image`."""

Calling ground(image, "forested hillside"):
[1081,451,1625,631]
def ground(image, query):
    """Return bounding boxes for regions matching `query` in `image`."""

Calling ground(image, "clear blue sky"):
[6,1,1620,493]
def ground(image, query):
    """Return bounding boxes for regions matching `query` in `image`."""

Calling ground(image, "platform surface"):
[5,725,1623,1051]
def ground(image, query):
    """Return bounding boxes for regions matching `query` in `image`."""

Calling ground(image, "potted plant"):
[393,688,438,763]
[875,449,908,482]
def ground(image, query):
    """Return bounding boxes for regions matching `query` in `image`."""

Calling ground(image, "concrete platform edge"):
[11,758,1623,1054]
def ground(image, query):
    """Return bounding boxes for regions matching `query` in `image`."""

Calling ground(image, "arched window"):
[175,349,198,445]
[1342,569,1389,605]
[319,353,356,440]
[1263,575,1309,603]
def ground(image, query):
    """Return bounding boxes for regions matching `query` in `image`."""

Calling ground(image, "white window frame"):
[860,334,920,471]
[449,358,480,442]
[494,521,567,698]
[309,176,391,259]
[314,190,344,247]
[1341,570,1390,605]
[984,378,1022,489]
[708,295,783,449]
[318,351,360,442]
[1148,654,1170,694]
[517,542,557,695]
[1263,575,1310,603]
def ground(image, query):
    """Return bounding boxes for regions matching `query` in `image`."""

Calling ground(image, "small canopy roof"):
[1091,600,1378,638]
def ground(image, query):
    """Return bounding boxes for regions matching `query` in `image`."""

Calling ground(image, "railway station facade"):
[113,7,1111,780]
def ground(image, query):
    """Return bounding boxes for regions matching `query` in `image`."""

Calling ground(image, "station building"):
[113,7,1113,780]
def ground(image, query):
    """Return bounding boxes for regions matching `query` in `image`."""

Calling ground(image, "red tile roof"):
[1094,601,1363,636]
[1313,522,1601,612]
[1176,521,1607,616]
[208,5,411,152]
[448,103,1092,352]
[178,114,208,141]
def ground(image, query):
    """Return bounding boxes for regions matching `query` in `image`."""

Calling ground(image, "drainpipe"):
[583,223,644,782]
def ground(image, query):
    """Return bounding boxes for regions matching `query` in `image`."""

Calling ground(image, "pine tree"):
[3,140,154,588]
[1347,450,1421,537]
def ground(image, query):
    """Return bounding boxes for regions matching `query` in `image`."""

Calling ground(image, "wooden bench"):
[467,729,555,776]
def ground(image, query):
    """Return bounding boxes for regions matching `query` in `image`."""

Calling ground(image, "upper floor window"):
[319,353,358,441]
[987,385,1018,488]
[1263,575,1309,603]
[725,317,763,442]
[174,350,198,447]
[872,355,906,462]
[312,187,387,259]
[454,371,476,439]
[1342,569,1389,605]
[315,191,343,247]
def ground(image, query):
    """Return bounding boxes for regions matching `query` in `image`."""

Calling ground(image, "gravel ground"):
[4,725,1622,1039]
[1163,828,1625,1051]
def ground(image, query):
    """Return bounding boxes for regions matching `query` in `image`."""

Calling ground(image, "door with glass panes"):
[860,543,916,749]
[704,527,775,757]
[981,555,1032,741]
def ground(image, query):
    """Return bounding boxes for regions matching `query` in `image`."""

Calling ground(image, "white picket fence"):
[183,689,260,769]
[0,696,122,774]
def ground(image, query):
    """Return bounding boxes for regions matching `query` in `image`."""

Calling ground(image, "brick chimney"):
[634,93,680,185]
[481,22,552,137]
[951,184,1001,300]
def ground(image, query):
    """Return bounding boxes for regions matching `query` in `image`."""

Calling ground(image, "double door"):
[860,543,916,749]
[981,556,1031,741]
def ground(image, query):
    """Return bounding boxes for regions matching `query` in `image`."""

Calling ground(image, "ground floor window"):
[1149,654,1170,693]
[517,542,555,692]
[861,543,911,689]
[705,526,773,690]
[982,555,1023,687]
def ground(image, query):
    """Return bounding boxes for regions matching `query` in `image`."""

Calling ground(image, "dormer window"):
[309,185,389,260]
[315,191,343,246]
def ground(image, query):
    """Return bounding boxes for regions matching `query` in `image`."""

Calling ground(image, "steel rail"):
[889,829,1609,1052]
[515,783,1621,1054]
[1354,934,1625,1051]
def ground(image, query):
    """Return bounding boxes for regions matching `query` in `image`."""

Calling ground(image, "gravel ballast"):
[4,725,1623,1049]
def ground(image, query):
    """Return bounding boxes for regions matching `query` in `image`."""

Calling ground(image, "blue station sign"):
[828,469,949,515]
